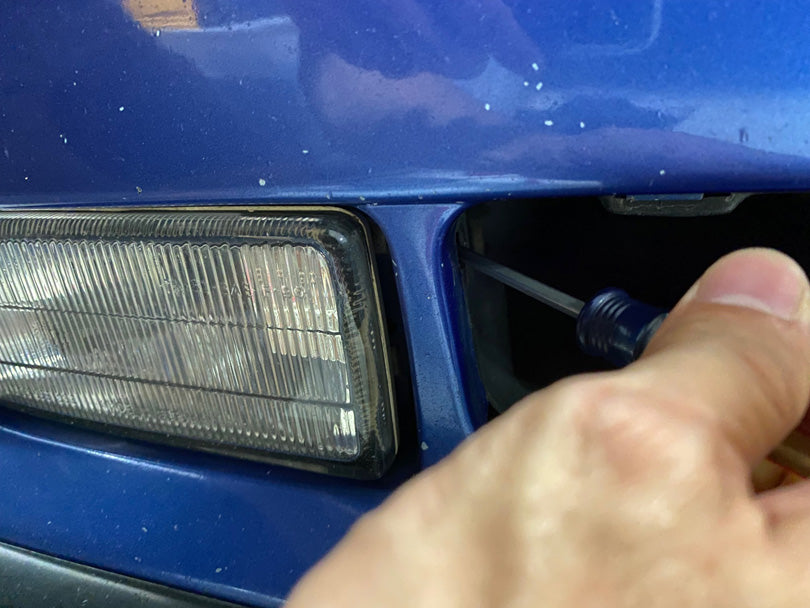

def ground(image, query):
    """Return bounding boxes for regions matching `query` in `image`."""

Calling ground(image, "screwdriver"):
[460,249,667,367]
[460,248,810,477]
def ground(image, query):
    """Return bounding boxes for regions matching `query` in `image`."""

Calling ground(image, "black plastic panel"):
[0,541,244,607]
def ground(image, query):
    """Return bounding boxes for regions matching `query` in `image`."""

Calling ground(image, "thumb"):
[627,248,810,469]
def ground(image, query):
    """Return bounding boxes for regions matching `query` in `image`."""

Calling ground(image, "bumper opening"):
[457,193,810,414]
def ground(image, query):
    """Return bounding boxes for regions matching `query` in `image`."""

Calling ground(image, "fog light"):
[0,210,396,478]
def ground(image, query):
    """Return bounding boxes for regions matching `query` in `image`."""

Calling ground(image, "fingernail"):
[691,249,810,324]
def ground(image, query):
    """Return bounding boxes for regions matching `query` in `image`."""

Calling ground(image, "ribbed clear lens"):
[0,211,396,478]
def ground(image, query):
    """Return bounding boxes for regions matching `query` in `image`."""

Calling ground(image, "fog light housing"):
[0,209,396,478]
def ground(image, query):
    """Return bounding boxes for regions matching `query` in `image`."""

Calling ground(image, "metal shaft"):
[460,249,585,317]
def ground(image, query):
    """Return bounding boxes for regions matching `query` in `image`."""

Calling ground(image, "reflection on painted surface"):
[123,0,198,30]
[4,1,810,201]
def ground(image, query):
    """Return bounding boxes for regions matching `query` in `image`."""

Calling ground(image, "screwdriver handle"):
[576,288,668,367]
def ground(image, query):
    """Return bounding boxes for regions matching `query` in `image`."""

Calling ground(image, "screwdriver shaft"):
[460,249,585,317]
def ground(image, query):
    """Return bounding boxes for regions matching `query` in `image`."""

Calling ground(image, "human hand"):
[288,248,810,608]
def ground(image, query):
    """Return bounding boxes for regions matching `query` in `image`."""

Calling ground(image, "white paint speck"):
[544,119,554,127]
[301,149,309,154]
[579,121,586,129]
[118,106,125,112]
[72,81,77,87]
[531,62,539,71]
[523,81,529,87]
[535,81,543,91]
[141,526,148,533]
[24,176,29,181]
[659,169,667,176]
[420,441,429,451]
[173,524,179,531]
[62,137,68,144]
[47,521,52,525]
[155,29,161,37]
[215,567,223,574]
[484,103,491,111]
[134,556,142,563]
[258,178,266,187]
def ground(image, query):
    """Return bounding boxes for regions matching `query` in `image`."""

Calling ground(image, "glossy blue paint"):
[4,1,810,206]
[3,1,810,604]
[0,408,392,607]
[362,203,488,465]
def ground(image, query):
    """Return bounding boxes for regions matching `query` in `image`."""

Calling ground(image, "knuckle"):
[556,377,721,481]
[547,373,631,419]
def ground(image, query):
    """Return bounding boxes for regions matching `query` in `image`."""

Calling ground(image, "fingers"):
[624,249,810,469]
[760,478,810,527]
[758,432,810,523]
[758,481,810,563]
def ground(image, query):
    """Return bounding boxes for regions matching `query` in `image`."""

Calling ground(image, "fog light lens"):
[0,210,396,478]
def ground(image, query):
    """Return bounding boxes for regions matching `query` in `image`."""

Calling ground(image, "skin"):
[288,248,810,607]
